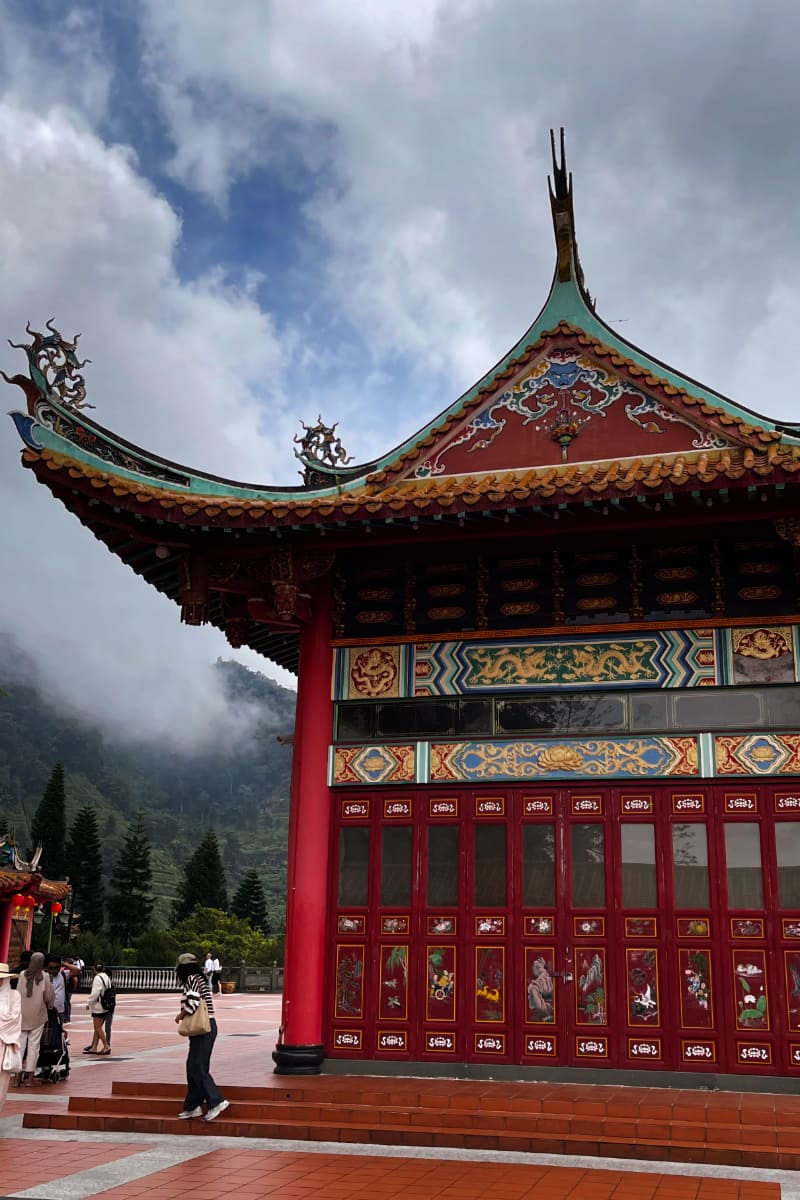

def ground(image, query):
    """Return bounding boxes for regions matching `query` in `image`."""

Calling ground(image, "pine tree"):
[231,869,270,935]
[107,811,154,944]
[65,805,105,933]
[29,762,67,879]
[173,829,228,921]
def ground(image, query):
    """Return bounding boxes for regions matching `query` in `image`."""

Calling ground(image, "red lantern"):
[51,902,63,915]
[10,893,25,907]
[24,895,35,908]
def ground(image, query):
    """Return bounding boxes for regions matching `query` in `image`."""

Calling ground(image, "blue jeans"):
[184,1018,223,1110]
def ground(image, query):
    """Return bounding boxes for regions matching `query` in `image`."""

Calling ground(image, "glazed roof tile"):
[23,437,800,528]
[0,870,70,900]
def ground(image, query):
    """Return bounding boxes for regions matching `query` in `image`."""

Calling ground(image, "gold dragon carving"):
[465,640,656,686]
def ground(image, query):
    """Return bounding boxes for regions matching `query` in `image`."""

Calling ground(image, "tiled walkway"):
[0,993,792,1199]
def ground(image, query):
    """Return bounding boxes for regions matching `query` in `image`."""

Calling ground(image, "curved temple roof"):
[7,131,800,672]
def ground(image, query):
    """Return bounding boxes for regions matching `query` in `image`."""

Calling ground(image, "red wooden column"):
[272,577,333,1074]
[0,899,13,963]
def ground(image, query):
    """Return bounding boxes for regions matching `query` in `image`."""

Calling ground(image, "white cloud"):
[138,0,800,430]
[4,0,800,750]
[0,99,297,742]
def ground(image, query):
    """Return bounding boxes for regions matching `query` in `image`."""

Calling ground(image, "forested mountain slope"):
[0,636,296,926]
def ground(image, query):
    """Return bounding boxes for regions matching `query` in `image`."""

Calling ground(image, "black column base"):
[272,1043,325,1075]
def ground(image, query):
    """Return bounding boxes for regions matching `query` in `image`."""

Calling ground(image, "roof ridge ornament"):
[2,319,93,416]
[548,129,593,308]
[293,415,353,486]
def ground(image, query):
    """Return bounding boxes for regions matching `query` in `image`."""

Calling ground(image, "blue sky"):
[2,0,800,741]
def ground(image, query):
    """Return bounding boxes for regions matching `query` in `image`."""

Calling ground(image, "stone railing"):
[76,963,283,994]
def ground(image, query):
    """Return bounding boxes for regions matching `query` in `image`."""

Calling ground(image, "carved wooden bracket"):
[249,547,335,627]
[180,546,336,635]
[179,555,210,626]
[775,517,800,547]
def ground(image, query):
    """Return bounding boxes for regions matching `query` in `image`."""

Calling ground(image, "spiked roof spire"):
[548,127,591,306]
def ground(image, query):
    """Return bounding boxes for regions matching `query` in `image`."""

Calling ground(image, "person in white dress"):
[0,963,23,1106]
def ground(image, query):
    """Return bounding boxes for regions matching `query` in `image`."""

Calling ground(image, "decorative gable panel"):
[411,349,733,479]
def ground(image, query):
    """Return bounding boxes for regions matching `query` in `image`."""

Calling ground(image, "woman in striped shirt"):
[174,953,229,1121]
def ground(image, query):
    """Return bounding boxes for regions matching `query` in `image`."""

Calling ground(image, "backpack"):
[100,975,116,1013]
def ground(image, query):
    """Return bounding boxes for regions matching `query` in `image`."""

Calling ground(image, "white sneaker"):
[204,1099,230,1122]
[177,1106,203,1119]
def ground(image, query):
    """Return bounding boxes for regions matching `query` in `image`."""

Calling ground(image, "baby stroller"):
[37,1009,70,1082]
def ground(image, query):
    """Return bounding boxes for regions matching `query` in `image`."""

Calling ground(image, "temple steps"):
[23,1078,800,1170]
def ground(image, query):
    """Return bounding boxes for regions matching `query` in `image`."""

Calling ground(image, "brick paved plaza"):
[0,992,793,1199]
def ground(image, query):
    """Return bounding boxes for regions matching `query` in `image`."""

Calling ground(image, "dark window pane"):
[415,703,456,735]
[474,824,506,907]
[522,823,555,907]
[338,827,370,906]
[630,693,670,732]
[427,825,459,907]
[381,826,412,907]
[672,824,709,908]
[457,699,494,735]
[776,823,800,908]
[570,824,605,907]
[336,703,374,741]
[376,702,419,738]
[497,694,625,734]
[724,823,763,909]
[765,689,800,728]
[621,824,657,908]
[376,701,456,737]
[674,691,762,731]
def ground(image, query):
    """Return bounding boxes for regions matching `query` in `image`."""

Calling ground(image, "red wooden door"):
[326,781,800,1075]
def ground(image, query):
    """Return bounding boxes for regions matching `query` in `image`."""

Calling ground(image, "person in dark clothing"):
[174,953,228,1122]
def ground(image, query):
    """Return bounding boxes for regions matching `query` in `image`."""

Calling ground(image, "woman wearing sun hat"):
[174,952,229,1122]
[0,962,22,1106]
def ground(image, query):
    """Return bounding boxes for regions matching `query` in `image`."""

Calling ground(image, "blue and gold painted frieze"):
[334,626,800,700]
[429,736,699,782]
[330,732,800,786]
[331,737,699,785]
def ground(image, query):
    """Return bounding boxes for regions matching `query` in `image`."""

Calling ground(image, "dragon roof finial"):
[2,319,93,416]
[293,415,353,486]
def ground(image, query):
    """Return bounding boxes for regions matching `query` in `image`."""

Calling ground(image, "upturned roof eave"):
[23,439,800,533]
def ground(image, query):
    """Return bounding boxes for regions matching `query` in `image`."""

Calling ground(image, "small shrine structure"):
[7,132,800,1081]
[0,835,70,963]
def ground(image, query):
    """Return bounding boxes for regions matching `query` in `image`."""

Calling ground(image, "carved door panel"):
[467,795,513,1063]
[564,791,614,1066]
[519,793,560,1064]
[614,791,667,1070]
[419,794,463,1061]
[520,788,615,1067]
[664,787,722,1071]
[771,788,800,1075]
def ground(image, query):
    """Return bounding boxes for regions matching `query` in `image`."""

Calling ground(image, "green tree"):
[29,762,67,879]
[65,805,105,933]
[167,906,272,969]
[132,927,181,967]
[231,869,270,935]
[107,812,154,945]
[173,829,227,921]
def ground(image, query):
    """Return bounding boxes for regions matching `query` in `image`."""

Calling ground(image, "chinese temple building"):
[8,131,800,1083]
[0,835,71,964]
